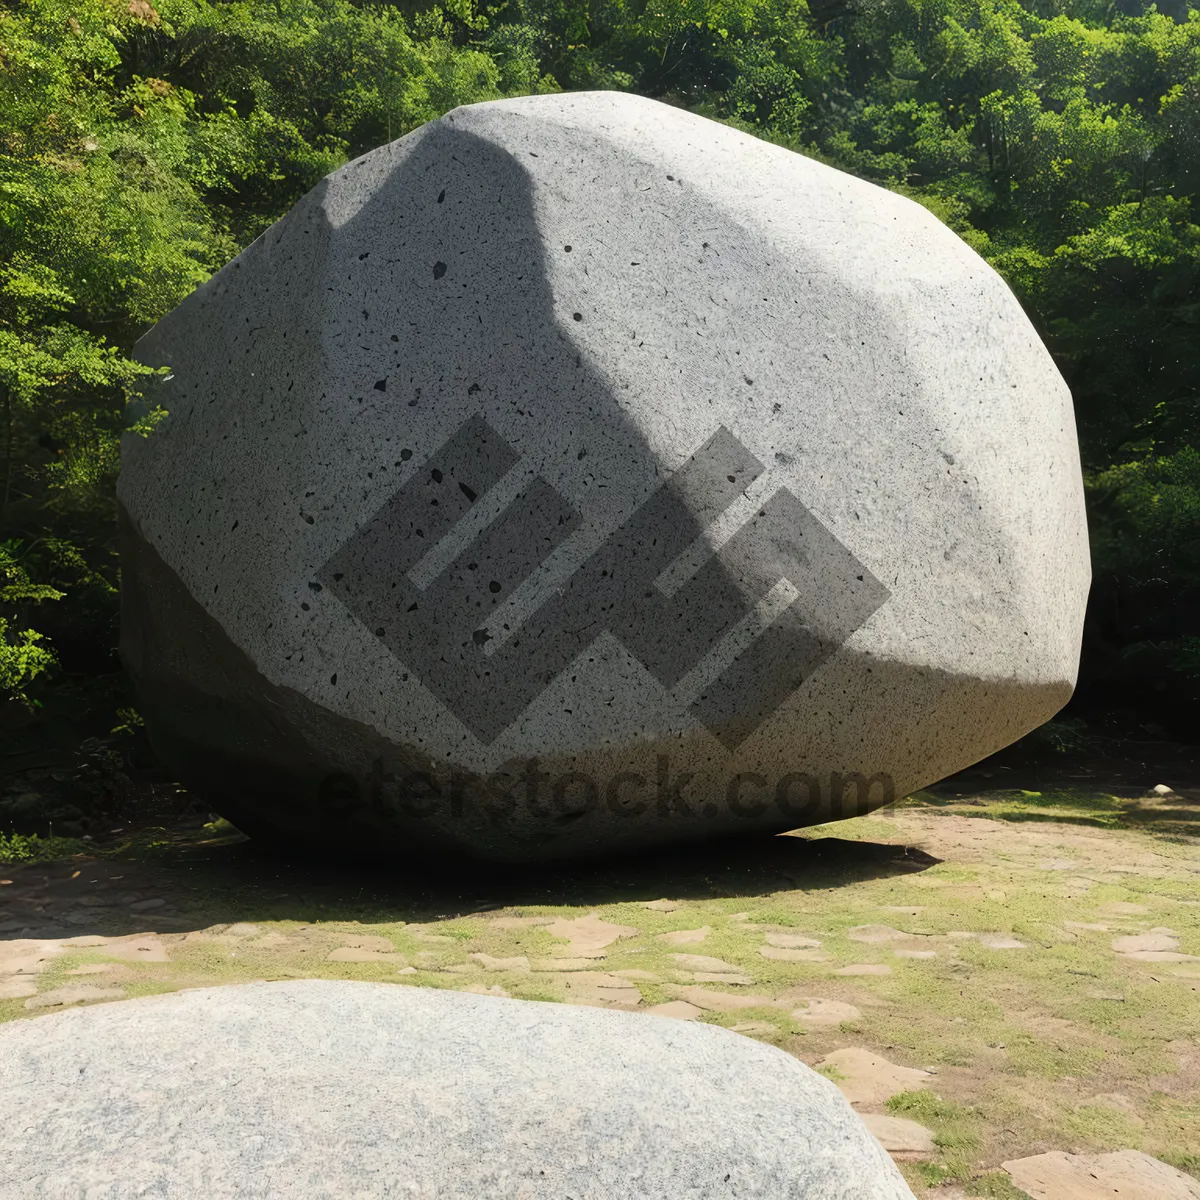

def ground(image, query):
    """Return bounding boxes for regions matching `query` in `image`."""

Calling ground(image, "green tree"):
[1,0,1197,737]
[0,0,532,721]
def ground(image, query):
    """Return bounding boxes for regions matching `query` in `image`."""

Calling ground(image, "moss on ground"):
[3,783,1198,1196]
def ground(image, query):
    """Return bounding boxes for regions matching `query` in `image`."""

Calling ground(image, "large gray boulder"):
[0,980,915,1199]
[118,92,1090,861]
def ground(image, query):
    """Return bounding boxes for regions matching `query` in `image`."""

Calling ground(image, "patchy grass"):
[915,784,1200,842]
[963,1172,1035,1198]
[889,1088,983,1176]
[2,781,1198,1197]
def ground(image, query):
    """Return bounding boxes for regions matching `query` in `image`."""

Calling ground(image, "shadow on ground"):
[930,735,1200,801]
[919,736,1200,839]
[5,755,1200,1197]
[910,786,1200,834]
[0,824,940,942]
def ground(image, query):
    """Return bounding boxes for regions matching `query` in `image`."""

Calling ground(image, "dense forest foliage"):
[2,0,1198,745]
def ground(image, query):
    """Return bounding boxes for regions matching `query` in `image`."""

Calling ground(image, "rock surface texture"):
[118,91,1090,860]
[0,979,916,1199]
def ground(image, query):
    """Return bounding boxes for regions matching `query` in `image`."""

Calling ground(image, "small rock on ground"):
[326,947,400,963]
[815,1048,933,1108]
[658,928,711,945]
[1113,931,1180,954]
[978,934,1026,950]
[0,940,65,976]
[1003,1150,1200,1200]
[859,1113,935,1156]
[335,935,396,953]
[760,946,830,962]
[0,978,38,1000]
[763,933,823,949]
[557,971,642,1009]
[848,926,924,945]
[730,1020,778,1035]
[671,954,745,974]
[791,999,862,1027]
[543,914,639,958]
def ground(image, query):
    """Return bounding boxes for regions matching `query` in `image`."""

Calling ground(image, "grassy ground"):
[3,771,1199,1198]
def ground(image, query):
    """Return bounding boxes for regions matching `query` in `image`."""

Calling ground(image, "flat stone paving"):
[2,781,1199,1197]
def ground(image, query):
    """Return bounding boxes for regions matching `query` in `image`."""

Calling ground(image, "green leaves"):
[0,0,1196,722]
[0,619,57,704]
[1090,446,1200,580]
[0,541,61,705]
[0,0,554,711]
[0,542,65,606]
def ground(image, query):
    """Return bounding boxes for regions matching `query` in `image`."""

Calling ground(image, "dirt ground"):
[3,747,1199,1198]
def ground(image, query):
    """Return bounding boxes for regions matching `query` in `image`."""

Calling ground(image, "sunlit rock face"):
[118,92,1089,862]
[0,980,918,1198]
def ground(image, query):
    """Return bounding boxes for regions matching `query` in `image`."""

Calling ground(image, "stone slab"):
[859,1114,936,1156]
[1003,1150,1200,1200]
[815,1048,933,1108]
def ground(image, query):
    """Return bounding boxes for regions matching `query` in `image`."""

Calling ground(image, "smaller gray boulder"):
[0,980,915,1198]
